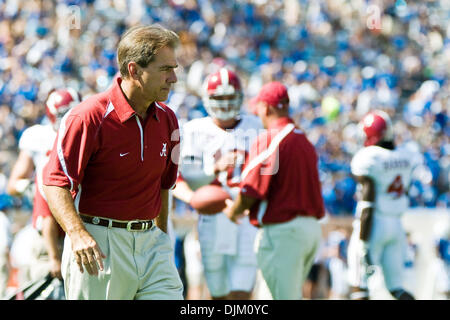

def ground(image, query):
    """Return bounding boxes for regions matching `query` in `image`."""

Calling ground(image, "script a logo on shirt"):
[160,143,167,157]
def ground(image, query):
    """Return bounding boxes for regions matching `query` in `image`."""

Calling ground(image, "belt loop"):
[108,219,112,228]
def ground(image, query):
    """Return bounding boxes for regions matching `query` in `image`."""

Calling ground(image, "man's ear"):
[128,62,141,80]
[262,102,271,116]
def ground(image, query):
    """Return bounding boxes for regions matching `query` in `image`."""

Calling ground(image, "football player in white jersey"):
[347,110,416,300]
[173,68,263,300]
[7,88,80,292]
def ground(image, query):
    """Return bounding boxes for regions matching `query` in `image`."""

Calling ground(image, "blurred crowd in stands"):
[0,0,449,299]
[0,0,449,216]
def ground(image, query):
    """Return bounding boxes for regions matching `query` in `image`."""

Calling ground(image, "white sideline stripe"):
[241,123,295,181]
[57,108,75,191]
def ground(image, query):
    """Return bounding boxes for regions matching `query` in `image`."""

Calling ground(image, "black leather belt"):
[80,214,153,232]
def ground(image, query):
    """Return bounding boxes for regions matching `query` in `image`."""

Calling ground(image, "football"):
[189,184,232,214]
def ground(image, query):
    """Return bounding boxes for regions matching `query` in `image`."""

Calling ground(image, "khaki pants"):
[62,222,184,300]
[255,216,321,300]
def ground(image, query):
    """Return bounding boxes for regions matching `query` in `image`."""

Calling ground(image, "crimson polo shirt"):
[43,77,180,221]
[240,117,325,227]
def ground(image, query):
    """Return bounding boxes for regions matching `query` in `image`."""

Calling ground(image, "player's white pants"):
[347,220,368,289]
[197,213,258,297]
[348,216,407,292]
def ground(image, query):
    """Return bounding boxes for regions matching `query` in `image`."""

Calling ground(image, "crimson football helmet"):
[45,88,81,129]
[359,110,394,146]
[202,68,243,121]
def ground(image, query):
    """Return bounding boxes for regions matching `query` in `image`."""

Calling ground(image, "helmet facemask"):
[203,93,243,121]
[51,106,72,131]
[202,68,243,121]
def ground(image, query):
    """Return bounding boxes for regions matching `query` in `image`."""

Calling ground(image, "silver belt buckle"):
[126,220,150,232]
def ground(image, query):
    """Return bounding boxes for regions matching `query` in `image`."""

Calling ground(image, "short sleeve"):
[43,113,98,192]
[351,148,377,178]
[18,128,32,153]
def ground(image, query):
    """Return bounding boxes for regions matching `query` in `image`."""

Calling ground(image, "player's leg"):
[31,190,65,299]
[347,220,370,299]
[365,215,390,298]
[202,258,228,300]
[183,228,207,299]
[197,215,229,299]
[228,263,257,299]
[228,269,256,299]
[27,227,49,283]
[381,229,415,300]
[228,217,258,300]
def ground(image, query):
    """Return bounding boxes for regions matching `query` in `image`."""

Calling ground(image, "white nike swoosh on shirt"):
[120,152,130,157]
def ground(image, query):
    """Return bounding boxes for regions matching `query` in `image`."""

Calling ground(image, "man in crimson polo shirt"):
[42,25,184,300]
[224,81,325,300]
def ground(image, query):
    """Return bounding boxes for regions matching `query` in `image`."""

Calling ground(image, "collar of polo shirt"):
[109,76,161,123]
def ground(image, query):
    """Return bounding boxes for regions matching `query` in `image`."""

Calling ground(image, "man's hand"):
[70,228,106,275]
[224,197,252,224]
[43,185,107,276]
[224,199,242,224]
[49,257,62,279]
[213,151,239,175]
[361,241,375,277]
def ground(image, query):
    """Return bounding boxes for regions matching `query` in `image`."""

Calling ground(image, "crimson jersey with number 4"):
[351,145,420,217]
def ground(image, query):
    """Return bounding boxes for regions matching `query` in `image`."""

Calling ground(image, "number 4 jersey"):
[351,145,421,217]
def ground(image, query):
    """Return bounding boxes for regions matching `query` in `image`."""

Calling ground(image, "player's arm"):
[41,216,62,279]
[172,179,195,204]
[224,192,258,224]
[354,175,375,242]
[155,188,170,233]
[213,151,239,175]
[43,185,106,275]
[6,151,35,196]
[171,156,235,206]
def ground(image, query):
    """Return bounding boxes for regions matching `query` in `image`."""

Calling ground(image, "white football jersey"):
[179,114,263,198]
[351,145,421,217]
[18,124,56,196]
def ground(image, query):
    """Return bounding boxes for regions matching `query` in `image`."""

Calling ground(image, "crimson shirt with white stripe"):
[43,77,180,221]
[240,117,325,227]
